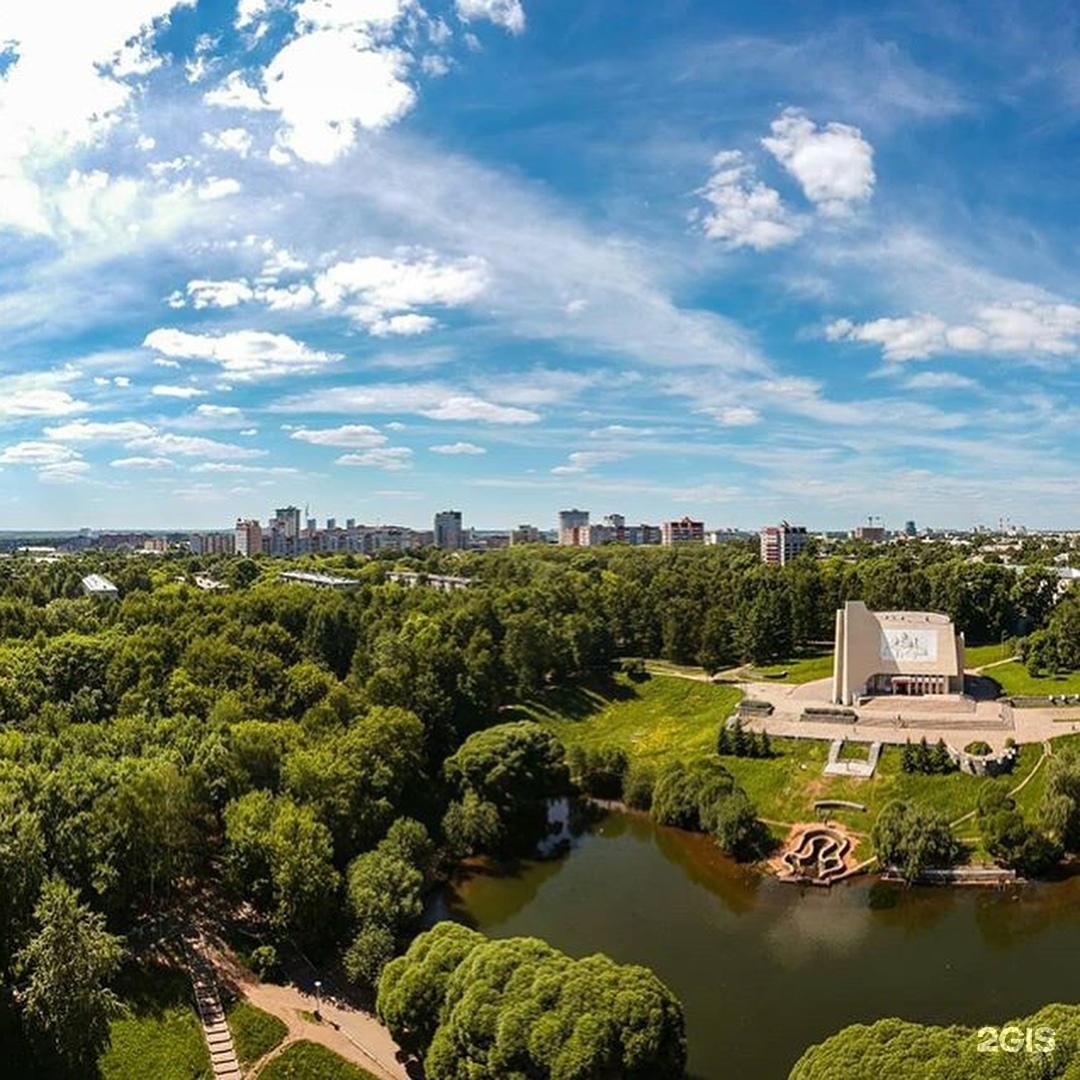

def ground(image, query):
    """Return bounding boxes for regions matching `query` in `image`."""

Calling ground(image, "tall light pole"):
[314,979,322,1021]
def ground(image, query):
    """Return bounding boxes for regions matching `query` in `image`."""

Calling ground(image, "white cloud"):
[198,177,243,200]
[370,313,438,336]
[0,441,79,465]
[0,2,189,234]
[314,251,489,328]
[455,0,526,35]
[762,108,875,216]
[272,381,540,423]
[712,405,761,427]
[44,419,155,442]
[124,432,265,459]
[430,441,486,454]
[903,371,976,391]
[201,127,255,157]
[152,384,208,398]
[290,424,387,447]
[827,301,1080,362]
[110,456,175,469]
[189,462,298,475]
[143,328,342,379]
[38,459,92,484]
[696,151,804,250]
[0,388,88,418]
[264,30,415,163]
[550,450,623,475]
[196,403,243,417]
[336,446,413,469]
[184,279,256,308]
[204,70,271,110]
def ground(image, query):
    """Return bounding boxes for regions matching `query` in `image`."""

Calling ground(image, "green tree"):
[17,878,125,1072]
[871,801,959,884]
[443,722,569,850]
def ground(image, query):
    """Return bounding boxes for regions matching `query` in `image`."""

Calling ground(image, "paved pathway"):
[239,979,408,1080]
[738,677,1080,750]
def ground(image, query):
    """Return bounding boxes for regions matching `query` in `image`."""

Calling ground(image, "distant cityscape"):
[5,504,1079,571]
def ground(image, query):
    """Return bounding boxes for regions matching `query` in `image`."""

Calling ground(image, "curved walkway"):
[240,980,407,1079]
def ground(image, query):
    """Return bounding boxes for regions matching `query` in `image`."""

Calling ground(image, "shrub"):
[248,944,280,982]
[623,763,656,810]
[964,740,992,756]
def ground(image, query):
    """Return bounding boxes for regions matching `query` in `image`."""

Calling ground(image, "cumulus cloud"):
[455,0,526,35]
[183,279,257,308]
[290,424,387,447]
[152,384,207,398]
[827,301,1080,362]
[0,2,188,234]
[110,456,174,469]
[430,441,486,454]
[335,446,413,469]
[696,151,804,250]
[124,431,265,459]
[271,381,540,423]
[201,127,255,157]
[550,450,623,475]
[903,371,976,391]
[44,420,155,442]
[143,328,342,379]
[314,251,490,329]
[762,108,875,216]
[712,405,761,426]
[0,441,80,466]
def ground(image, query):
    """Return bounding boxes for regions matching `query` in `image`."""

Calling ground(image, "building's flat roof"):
[279,570,360,587]
[82,573,118,592]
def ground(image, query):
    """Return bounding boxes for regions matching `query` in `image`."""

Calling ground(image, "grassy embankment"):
[227,999,287,1066]
[258,1040,379,1079]
[987,662,1080,697]
[519,673,1045,836]
[98,965,210,1080]
[743,651,835,685]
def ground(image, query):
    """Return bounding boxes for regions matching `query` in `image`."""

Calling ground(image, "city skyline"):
[2,2,1079,531]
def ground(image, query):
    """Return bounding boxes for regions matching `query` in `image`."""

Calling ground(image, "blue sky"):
[1,0,1078,531]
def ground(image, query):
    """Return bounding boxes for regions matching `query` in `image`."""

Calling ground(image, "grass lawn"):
[514,672,741,767]
[963,642,1017,669]
[99,963,210,1080]
[521,673,1049,830]
[1013,733,1080,820]
[746,651,834,684]
[258,1040,378,1079]
[720,740,1042,829]
[226,1000,286,1065]
[989,662,1080,697]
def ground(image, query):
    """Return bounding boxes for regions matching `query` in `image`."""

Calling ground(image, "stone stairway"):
[182,932,242,1080]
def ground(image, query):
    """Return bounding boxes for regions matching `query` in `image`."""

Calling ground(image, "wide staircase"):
[182,931,242,1080]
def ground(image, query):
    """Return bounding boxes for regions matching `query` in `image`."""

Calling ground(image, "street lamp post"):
[314,979,322,1021]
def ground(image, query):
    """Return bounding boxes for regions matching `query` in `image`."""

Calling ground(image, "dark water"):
[429,807,1080,1080]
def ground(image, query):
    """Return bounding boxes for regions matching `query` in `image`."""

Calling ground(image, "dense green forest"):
[0,543,1076,1075]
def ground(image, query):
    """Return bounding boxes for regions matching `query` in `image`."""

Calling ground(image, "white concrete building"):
[832,601,965,705]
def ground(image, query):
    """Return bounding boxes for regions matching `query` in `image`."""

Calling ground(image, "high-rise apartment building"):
[434,510,464,551]
[235,519,263,556]
[558,509,590,546]
[661,516,705,545]
[760,522,808,565]
[274,506,301,540]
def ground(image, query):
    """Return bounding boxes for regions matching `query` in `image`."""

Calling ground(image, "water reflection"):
[431,805,1080,1080]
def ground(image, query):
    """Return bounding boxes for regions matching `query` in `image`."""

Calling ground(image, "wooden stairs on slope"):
[182,931,242,1080]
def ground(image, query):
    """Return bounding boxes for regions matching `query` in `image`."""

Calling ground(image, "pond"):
[428,806,1080,1080]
